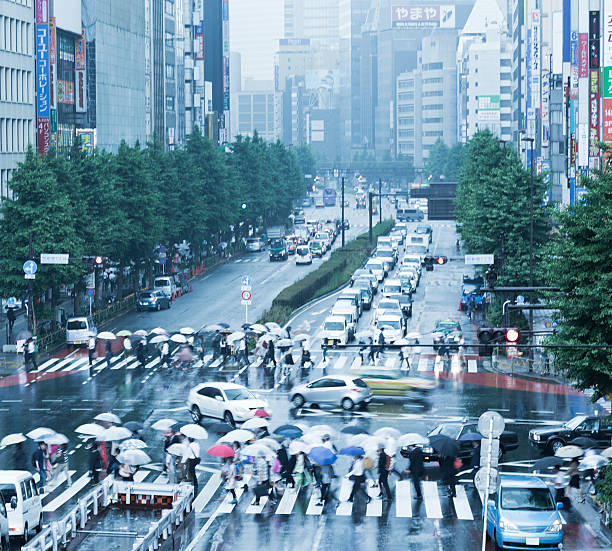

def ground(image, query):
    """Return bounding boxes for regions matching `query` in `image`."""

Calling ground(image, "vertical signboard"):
[603,0,612,155]
[36,0,50,156]
[222,0,230,138]
[570,32,578,99]
[531,11,541,108]
[194,21,204,60]
[75,31,87,113]
[589,11,600,164]
[541,46,550,147]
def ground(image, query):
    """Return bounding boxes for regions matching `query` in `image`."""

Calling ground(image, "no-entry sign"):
[241,290,252,302]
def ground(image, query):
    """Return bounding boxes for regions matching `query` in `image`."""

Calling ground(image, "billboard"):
[578,33,589,77]
[589,69,600,158]
[76,129,96,156]
[75,33,86,113]
[605,0,612,66]
[531,10,541,105]
[604,98,612,142]
[477,95,500,121]
[392,5,455,28]
[36,0,50,156]
[194,22,204,61]
[58,80,75,104]
[570,32,578,99]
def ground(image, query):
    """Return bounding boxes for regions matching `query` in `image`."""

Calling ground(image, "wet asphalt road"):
[1,207,609,551]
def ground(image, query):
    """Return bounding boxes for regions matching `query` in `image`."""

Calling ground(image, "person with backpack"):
[54,443,72,487]
[406,444,424,499]
[182,437,201,495]
[376,444,393,500]
[345,454,371,504]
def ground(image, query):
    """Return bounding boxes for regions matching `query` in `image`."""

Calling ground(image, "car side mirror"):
[215,395,224,401]
[556,501,564,510]
[10,497,16,510]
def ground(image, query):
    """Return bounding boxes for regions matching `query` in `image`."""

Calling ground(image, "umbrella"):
[257,335,275,345]
[258,437,281,451]
[580,455,609,469]
[75,423,106,437]
[569,437,599,448]
[0,433,26,447]
[277,338,293,348]
[308,425,337,439]
[206,422,235,434]
[180,424,209,440]
[242,418,269,431]
[221,328,233,335]
[339,446,366,456]
[265,322,281,330]
[300,433,323,446]
[271,328,289,338]
[458,432,483,442]
[205,324,225,332]
[134,329,149,336]
[533,456,564,471]
[151,419,178,431]
[97,331,116,340]
[393,338,410,346]
[116,449,151,466]
[227,331,246,344]
[170,334,187,344]
[254,409,271,418]
[374,427,401,440]
[149,335,168,344]
[99,426,132,442]
[249,324,267,333]
[169,423,182,433]
[149,327,168,335]
[207,444,235,458]
[116,330,132,337]
[601,447,612,459]
[123,421,144,432]
[398,433,429,447]
[308,446,337,465]
[429,435,460,457]
[218,429,255,443]
[130,334,146,344]
[242,443,275,458]
[340,425,369,435]
[26,427,56,441]
[292,334,309,342]
[16,330,32,340]
[167,443,186,456]
[242,323,252,330]
[274,425,303,439]
[180,327,196,335]
[217,323,230,328]
[348,434,370,447]
[94,412,122,424]
[555,445,584,459]
[121,439,147,450]
[45,433,69,445]
[289,441,310,455]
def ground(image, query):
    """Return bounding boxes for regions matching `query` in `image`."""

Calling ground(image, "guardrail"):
[22,479,193,551]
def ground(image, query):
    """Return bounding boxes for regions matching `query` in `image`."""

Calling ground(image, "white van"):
[66,316,97,346]
[0,471,42,541]
[382,279,402,298]
[153,276,176,298]
[331,304,357,338]
[407,233,429,250]
[321,316,349,347]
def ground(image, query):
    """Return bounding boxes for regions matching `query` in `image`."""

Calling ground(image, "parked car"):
[290,375,372,411]
[529,414,612,454]
[137,290,172,311]
[246,238,265,252]
[0,470,42,542]
[295,245,312,265]
[188,382,269,425]
[154,276,177,299]
[65,316,97,346]
[486,475,564,551]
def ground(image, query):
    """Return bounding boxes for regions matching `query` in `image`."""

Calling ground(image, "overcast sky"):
[229,0,284,83]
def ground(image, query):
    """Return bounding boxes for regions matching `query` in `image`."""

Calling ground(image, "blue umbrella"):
[308,446,337,465]
[241,323,252,330]
[458,432,482,441]
[273,425,303,439]
[339,446,365,456]
[218,323,230,328]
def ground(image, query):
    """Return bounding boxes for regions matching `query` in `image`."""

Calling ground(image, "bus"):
[323,188,337,206]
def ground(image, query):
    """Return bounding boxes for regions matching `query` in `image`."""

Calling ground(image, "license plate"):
[525,538,539,546]
[327,339,334,345]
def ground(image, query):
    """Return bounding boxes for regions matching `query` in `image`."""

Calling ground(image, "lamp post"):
[341,176,345,247]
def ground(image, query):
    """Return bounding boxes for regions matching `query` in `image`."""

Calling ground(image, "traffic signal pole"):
[341,176,345,247]
[27,232,33,332]
[378,178,382,224]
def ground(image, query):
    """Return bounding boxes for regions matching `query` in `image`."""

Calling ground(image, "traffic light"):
[477,327,493,344]
[424,256,434,271]
[94,256,104,267]
[485,264,498,288]
[436,256,448,265]
[477,327,509,356]
[505,328,520,343]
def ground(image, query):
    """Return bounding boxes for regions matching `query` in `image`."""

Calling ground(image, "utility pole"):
[378,178,382,223]
[27,231,33,332]
[368,192,373,244]
[521,134,535,368]
[341,176,345,247]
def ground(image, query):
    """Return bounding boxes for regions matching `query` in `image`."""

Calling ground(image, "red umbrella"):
[207,444,235,458]
[254,409,271,418]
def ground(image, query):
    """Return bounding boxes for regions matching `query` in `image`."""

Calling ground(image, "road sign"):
[40,253,69,265]
[7,297,16,308]
[241,275,251,286]
[23,260,37,274]
[241,290,252,301]
[474,467,499,494]
[86,288,95,297]
[24,274,35,280]
[84,272,95,289]
[159,256,166,264]
[544,320,558,328]
[464,254,494,265]
[480,437,500,468]
[478,411,505,438]
[159,245,167,254]
[516,295,525,304]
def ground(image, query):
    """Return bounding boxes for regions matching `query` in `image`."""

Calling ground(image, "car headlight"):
[546,519,563,532]
[499,517,519,531]
[422,446,433,454]
[533,433,540,441]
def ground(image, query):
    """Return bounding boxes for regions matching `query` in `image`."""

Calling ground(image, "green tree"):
[544,163,612,397]
[425,138,450,181]
[444,143,466,181]
[294,144,317,177]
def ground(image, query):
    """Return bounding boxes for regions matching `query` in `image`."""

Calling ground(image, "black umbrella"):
[273,424,303,438]
[218,323,230,328]
[533,456,564,471]
[340,426,370,435]
[569,437,598,449]
[124,421,144,432]
[169,423,183,433]
[429,435,460,457]
[207,422,235,434]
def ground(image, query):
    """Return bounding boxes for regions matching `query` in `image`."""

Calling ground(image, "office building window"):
[166,95,175,111]
[165,64,174,79]
[165,0,174,15]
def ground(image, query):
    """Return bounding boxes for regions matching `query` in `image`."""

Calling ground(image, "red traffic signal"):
[505,328,520,343]
[436,256,448,265]
[94,256,104,265]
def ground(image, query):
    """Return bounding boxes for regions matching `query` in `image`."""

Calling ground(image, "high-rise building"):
[0,0,35,199]
[283,0,340,49]
[233,79,277,141]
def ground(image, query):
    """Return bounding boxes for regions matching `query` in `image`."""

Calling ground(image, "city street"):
[0,211,607,550]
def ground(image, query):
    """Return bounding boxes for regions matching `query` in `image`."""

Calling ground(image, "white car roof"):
[384,279,401,286]
[0,470,34,482]
[193,382,246,391]
[325,315,346,323]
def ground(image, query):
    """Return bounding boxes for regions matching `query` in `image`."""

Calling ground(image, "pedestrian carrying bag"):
[363,457,374,470]
[254,482,269,498]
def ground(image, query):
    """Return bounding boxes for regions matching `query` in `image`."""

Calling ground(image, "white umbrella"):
[601,447,612,459]
[277,339,293,348]
[205,324,225,332]
[0,433,26,447]
[289,440,310,455]
[301,433,322,446]
[227,331,245,344]
[270,327,288,338]
[134,329,149,336]
[218,429,255,444]
[116,449,151,466]
[309,425,337,438]
[180,424,209,440]
[242,417,269,430]
[45,433,69,446]
[292,334,309,342]
[249,324,267,333]
[555,445,584,459]
[394,338,410,346]
[149,327,168,335]
[374,427,401,440]
[180,327,196,335]
[26,427,56,441]
[398,433,429,447]
[167,443,186,456]
[580,455,609,470]
[99,426,132,442]
[97,331,116,340]
[94,412,122,424]
[258,437,280,451]
[361,435,385,452]
[265,322,281,330]
[348,434,370,447]
[149,335,168,344]
[121,439,147,450]
[170,333,187,344]
[241,443,275,458]
[257,334,275,345]
[151,418,178,431]
[75,423,106,437]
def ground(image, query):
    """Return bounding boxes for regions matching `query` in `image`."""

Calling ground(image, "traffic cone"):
[190,283,193,292]
[172,292,176,301]
[178,288,181,297]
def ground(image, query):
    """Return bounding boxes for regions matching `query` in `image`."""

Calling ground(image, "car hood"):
[231,398,268,410]
[499,508,560,531]
[529,426,568,438]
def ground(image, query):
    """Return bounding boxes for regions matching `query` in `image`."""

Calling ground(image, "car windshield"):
[436,321,460,333]
[500,487,555,511]
[360,289,371,299]
[297,248,309,256]
[67,320,86,330]
[271,239,284,248]
[564,415,587,430]
[325,321,345,331]
[246,238,259,244]
[367,261,384,270]
[377,250,394,257]
[385,285,401,293]
[311,241,322,248]
[0,484,16,503]
[379,301,399,310]
[380,319,401,330]
[353,378,368,388]
[140,292,153,298]
[224,388,255,401]
[429,424,461,439]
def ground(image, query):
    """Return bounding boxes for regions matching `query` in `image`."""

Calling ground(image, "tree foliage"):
[425,139,465,182]
[544,162,612,397]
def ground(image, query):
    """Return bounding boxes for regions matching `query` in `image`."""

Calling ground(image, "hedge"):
[259,220,394,324]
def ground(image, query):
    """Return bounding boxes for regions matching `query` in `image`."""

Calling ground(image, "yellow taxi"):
[354,367,435,396]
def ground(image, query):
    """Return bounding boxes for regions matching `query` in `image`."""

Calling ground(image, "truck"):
[314,193,324,208]
[269,237,288,261]
[267,225,286,241]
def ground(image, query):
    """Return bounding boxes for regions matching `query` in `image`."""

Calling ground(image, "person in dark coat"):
[88,442,102,484]
[13,442,27,471]
[470,441,481,473]
[277,444,295,488]
[105,339,113,369]
[376,444,392,500]
[136,341,147,368]
[406,444,424,499]
[440,454,457,498]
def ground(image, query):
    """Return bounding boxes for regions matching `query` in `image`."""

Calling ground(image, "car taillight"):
[351,388,362,392]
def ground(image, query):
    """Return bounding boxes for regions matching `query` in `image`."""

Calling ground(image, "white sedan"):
[187,382,269,425]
